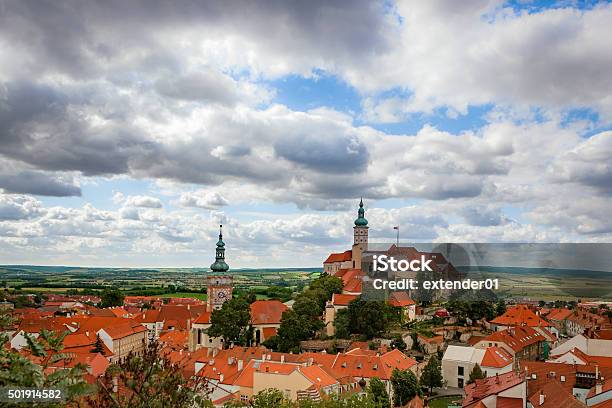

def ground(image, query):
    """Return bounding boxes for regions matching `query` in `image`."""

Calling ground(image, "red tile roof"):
[528,379,586,408]
[497,396,524,408]
[250,300,288,325]
[491,304,550,327]
[324,250,353,264]
[389,291,415,307]
[481,346,513,368]
[332,293,358,306]
[300,365,338,389]
[480,326,545,353]
[101,321,147,340]
[463,371,524,408]
[546,308,574,321]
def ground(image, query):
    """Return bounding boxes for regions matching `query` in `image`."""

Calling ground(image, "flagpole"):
[396,226,399,246]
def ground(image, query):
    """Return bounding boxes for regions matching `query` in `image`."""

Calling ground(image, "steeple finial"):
[354,198,368,227]
[211,224,229,272]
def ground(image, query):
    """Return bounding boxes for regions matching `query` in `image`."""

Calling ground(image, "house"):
[442,345,513,388]
[299,347,418,397]
[252,361,340,401]
[97,321,147,363]
[48,352,109,377]
[528,380,586,408]
[566,312,611,337]
[250,300,288,345]
[545,308,574,335]
[550,333,612,358]
[388,291,416,322]
[521,361,612,404]
[474,326,546,367]
[548,347,612,368]
[585,377,612,408]
[190,300,289,351]
[491,304,558,341]
[133,304,208,342]
[462,371,526,408]
[323,251,355,274]
[324,293,358,336]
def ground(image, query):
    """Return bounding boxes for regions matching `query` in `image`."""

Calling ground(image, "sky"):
[0,0,611,268]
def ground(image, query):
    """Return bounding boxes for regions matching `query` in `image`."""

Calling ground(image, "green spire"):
[210,225,229,272]
[354,197,368,226]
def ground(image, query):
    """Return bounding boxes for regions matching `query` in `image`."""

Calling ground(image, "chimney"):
[596,365,599,380]
[281,355,285,363]
[238,359,243,371]
[219,373,224,383]
[86,331,89,337]
[265,366,270,373]
[187,304,190,311]
[539,391,545,406]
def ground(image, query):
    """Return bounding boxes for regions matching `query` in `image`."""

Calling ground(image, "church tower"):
[353,198,369,252]
[207,225,233,310]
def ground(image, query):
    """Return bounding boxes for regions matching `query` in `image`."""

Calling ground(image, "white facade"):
[443,345,513,389]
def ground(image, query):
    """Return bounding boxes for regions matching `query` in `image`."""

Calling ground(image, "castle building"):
[323,199,369,274]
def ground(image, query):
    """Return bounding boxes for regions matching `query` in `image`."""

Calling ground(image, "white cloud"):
[179,190,229,209]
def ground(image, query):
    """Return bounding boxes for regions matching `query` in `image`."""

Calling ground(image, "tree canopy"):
[208,296,252,347]
[391,368,420,407]
[420,355,443,393]
[100,287,125,308]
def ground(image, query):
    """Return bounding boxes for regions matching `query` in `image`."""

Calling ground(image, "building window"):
[458,366,464,376]
[458,378,464,388]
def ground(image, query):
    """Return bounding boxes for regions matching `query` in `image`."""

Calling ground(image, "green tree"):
[0,311,95,406]
[100,287,125,308]
[495,300,507,317]
[368,377,390,408]
[467,363,485,384]
[87,341,209,408]
[308,275,343,304]
[390,368,420,407]
[390,334,407,352]
[273,309,312,352]
[347,299,391,339]
[92,334,106,355]
[208,297,252,347]
[334,308,351,339]
[421,355,443,393]
[293,295,323,320]
[251,388,286,408]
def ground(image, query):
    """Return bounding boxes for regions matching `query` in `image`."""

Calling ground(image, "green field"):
[430,396,462,408]
[160,292,208,300]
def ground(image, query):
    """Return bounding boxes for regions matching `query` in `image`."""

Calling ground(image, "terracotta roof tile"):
[324,250,353,264]
[250,300,288,325]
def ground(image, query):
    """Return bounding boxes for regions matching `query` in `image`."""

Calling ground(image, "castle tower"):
[353,198,369,252]
[207,225,233,310]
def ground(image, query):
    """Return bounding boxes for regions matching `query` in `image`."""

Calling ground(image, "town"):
[1,200,611,408]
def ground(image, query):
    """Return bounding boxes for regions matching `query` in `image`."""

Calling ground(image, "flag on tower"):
[393,226,399,230]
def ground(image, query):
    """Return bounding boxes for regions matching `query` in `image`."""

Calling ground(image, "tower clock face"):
[214,287,231,303]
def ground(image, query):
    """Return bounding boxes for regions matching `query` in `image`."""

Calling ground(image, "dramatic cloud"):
[0,170,81,197]
[0,0,610,266]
